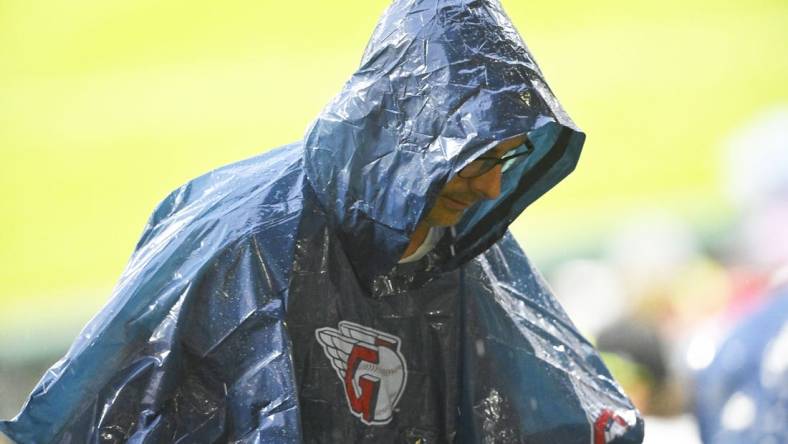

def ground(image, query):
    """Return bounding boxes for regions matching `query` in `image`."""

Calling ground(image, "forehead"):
[487,135,526,156]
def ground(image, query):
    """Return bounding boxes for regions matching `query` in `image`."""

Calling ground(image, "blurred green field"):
[1,0,787,353]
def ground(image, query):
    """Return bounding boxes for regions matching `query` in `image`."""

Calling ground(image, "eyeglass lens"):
[460,142,531,178]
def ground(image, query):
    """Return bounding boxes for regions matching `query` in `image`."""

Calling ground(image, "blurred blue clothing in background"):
[694,286,788,443]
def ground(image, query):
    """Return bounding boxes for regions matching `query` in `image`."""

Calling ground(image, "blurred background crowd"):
[2,1,786,442]
[551,106,788,443]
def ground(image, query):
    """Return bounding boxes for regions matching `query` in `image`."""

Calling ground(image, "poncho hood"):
[304,0,585,278]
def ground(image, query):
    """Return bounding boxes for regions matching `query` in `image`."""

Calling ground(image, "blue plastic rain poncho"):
[1,0,643,442]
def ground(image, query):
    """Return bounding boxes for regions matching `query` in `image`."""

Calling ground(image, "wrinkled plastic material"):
[694,288,788,444]
[1,0,643,442]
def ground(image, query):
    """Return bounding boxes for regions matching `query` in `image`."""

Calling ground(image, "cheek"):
[440,176,467,195]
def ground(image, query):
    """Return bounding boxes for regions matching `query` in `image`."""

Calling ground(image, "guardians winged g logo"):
[315,321,408,425]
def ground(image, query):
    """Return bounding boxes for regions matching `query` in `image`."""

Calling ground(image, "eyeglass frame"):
[456,139,535,179]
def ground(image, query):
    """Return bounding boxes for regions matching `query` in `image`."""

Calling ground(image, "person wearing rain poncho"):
[0,0,644,442]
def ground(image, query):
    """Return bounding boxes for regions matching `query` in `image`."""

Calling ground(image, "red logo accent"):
[594,409,632,444]
[344,343,381,422]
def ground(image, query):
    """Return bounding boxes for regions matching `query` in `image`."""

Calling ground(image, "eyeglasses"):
[457,141,534,179]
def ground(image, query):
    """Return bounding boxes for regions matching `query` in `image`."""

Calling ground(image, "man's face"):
[424,136,526,227]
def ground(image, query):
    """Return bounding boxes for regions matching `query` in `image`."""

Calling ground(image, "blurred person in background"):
[551,210,731,444]
[693,281,788,443]
[592,107,788,443]
[720,107,788,310]
[593,106,788,443]
[687,106,788,444]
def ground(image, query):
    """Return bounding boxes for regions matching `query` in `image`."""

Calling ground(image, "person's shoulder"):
[135,142,306,251]
[172,141,304,211]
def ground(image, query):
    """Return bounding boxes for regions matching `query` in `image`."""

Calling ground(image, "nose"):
[469,164,502,200]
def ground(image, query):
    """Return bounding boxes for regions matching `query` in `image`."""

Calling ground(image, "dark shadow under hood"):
[303,0,585,279]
